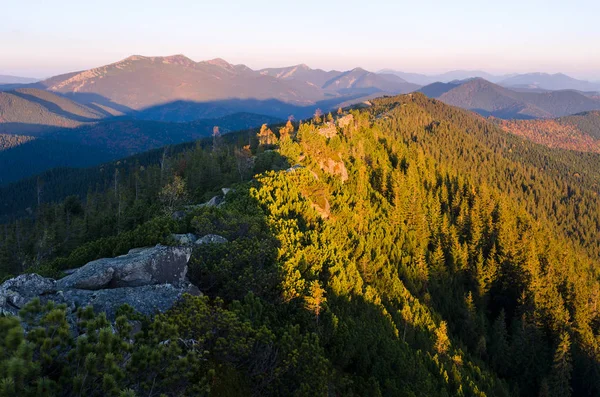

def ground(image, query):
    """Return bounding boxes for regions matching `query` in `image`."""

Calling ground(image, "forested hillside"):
[1,94,599,396]
[497,111,600,153]
[0,133,34,150]
[0,88,105,135]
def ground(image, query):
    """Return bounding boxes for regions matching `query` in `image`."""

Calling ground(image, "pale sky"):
[2,0,600,80]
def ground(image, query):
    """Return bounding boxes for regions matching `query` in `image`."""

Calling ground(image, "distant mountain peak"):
[118,54,196,67]
[205,58,234,69]
[456,77,496,88]
[161,54,196,66]
[122,55,148,62]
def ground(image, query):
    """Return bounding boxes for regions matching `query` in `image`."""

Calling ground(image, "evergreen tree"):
[549,332,573,397]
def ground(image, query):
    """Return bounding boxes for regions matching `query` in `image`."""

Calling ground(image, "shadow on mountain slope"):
[133,93,372,122]
[57,92,135,117]
[9,90,101,122]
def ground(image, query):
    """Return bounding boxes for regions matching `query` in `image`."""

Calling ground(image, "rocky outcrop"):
[171,233,197,246]
[336,114,354,128]
[318,154,348,182]
[56,245,192,291]
[0,274,57,316]
[184,193,226,211]
[175,188,233,219]
[318,122,338,138]
[202,195,224,207]
[58,282,200,319]
[286,164,304,173]
[0,244,198,320]
[195,234,228,245]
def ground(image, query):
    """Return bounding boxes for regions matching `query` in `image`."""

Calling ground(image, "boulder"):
[336,114,354,128]
[286,164,304,173]
[0,242,201,322]
[195,234,228,245]
[203,195,224,207]
[317,122,338,139]
[0,274,56,315]
[172,210,186,220]
[183,196,223,212]
[171,233,197,246]
[56,245,192,291]
[127,247,152,255]
[56,282,200,319]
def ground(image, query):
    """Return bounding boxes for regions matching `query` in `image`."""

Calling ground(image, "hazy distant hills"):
[383,69,600,93]
[321,68,419,94]
[260,65,419,95]
[498,73,600,92]
[496,110,600,153]
[0,75,39,85]
[380,69,512,85]
[419,78,600,119]
[259,64,341,87]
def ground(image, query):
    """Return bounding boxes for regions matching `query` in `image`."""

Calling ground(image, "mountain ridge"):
[419,77,600,119]
[31,55,420,120]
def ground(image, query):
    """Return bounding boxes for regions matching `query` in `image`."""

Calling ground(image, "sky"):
[2,0,600,80]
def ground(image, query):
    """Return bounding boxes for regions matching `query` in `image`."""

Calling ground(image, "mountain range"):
[382,69,600,92]
[3,55,600,185]
[379,69,512,85]
[497,72,600,92]
[28,55,417,121]
[4,56,599,125]
[418,78,600,119]
[0,55,426,183]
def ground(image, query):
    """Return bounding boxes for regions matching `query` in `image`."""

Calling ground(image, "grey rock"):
[56,245,192,291]
[0,244,201,323]
[0,274,56,315]
[222,188,233,196]
[286,164,304,172]
[172,210,186,220]
[204,195,224,207]
[127,247,151,255]
[55,282,200,319]
[195,234,228,245]
[171,233,197,246]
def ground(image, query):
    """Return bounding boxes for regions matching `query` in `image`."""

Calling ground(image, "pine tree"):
[435,321,451,355]
[489,309,510,376]
[305,281,327,324]
[549,332,572,397]
[158,176,188,213]
[257,124,276,146]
